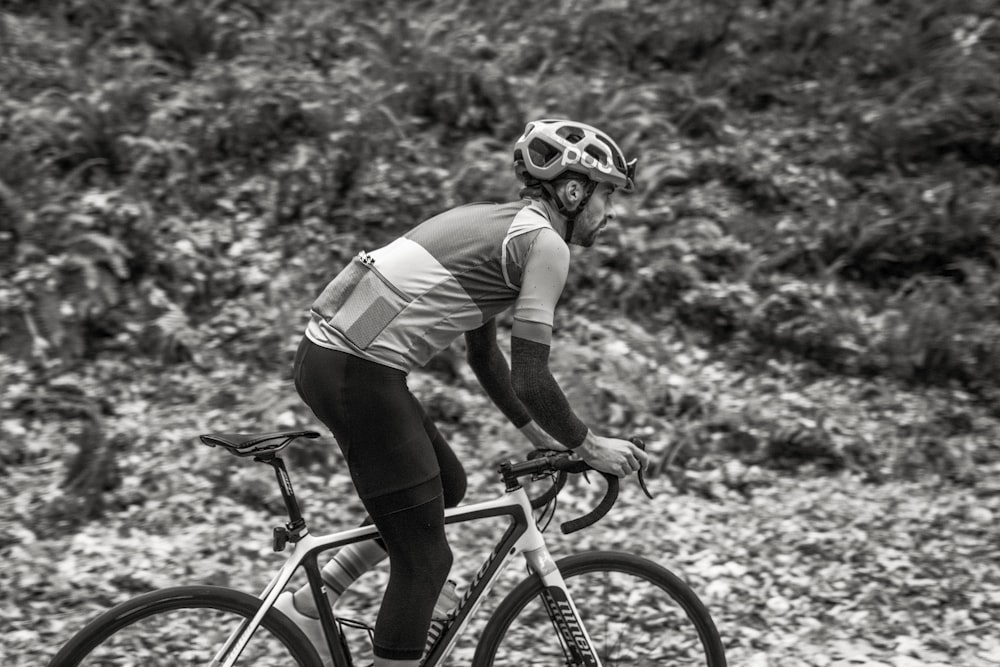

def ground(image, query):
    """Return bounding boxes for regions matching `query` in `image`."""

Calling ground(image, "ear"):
[565,180,581,202]
[561,180,583,209]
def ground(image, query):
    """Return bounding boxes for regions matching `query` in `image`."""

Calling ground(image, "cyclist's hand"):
[576,432,649,478]
[519,420,571,452]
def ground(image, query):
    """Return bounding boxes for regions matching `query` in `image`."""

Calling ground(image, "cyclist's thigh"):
[416,400,467,507]
[302,346,441,509]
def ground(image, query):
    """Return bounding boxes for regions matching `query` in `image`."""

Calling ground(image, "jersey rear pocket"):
[341,296,399,349]
[311,257,410,350]
[311,257,368,319]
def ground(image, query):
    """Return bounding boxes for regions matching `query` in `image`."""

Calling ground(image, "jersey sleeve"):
[511,228,570,346]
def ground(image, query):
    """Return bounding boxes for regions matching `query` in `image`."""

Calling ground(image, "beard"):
[576,215,606,247]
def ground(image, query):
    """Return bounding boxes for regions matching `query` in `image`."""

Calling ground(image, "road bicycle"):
[49,429,728,666]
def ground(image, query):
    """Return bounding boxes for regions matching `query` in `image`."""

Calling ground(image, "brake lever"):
[637,468,654,499]
[630,437,655,500]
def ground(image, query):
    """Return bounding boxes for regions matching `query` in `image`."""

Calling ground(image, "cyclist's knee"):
[404,529,452,577]
[430,538,454,577]
[382,521,452,603]
[436,453,467,508]
[377,497,450,564]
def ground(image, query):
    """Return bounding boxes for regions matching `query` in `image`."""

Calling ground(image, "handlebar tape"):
[560,472,619,535]
[525,435,648,533]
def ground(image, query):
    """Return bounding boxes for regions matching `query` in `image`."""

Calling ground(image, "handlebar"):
[498,437,652,535]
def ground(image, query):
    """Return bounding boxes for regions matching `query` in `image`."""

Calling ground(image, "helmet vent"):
[585,146,608,163]
[556,125,586,143]
[528,138,560,166]
[595,136,625,170]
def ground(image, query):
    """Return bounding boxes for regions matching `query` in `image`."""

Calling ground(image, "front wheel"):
[47,585,324,667]
[473,551,727,666]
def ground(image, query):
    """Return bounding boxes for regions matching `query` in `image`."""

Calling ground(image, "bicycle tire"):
[47,585,325,667]
[472,551,727,666]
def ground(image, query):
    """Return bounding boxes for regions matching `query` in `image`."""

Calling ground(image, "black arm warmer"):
[509,336,589,449]
[466,323,533,428]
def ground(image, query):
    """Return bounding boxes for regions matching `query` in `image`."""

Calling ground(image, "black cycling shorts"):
[292,337,467,517]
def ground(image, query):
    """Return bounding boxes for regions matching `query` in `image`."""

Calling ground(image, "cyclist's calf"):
[369,495,453,660]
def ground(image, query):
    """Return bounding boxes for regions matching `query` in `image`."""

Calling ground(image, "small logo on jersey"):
[560,146,614,175]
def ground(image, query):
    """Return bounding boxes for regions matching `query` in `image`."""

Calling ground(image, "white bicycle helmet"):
[513,119,637,193]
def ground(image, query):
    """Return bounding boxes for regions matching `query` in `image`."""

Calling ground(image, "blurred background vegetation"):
[1,0,999,522]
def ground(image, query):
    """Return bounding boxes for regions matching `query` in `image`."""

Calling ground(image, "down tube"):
[422,496,532,666]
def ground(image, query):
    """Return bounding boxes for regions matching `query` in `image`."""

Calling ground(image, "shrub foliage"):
[1,0,998,496]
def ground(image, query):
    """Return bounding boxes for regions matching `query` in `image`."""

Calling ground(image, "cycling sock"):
[291,540,388,618]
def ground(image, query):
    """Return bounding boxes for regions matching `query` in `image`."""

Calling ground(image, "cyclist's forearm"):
[510,335,589,449]
[466,323,533,428]
[518,419,570,450]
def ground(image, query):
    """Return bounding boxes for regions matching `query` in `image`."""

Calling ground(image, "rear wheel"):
[48,585,324,667]
[473,551,727,666]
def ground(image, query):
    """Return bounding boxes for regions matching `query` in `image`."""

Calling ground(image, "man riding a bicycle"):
[282,119,650,666]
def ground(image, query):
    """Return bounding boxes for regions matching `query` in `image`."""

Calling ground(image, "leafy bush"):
[2,0,999,412]
[688,158,789,211]
[564,215,753,321]
[818,178,999,287]
[675,282,757,342]
[3,194,133,361]
[848,63,1000,173]
[568,0,737,74]
[841,3,1000,172]
[870,274,1000,388]
[0,188,257,363]
[0,10,82,96]
[745,280,870,374]
[731,273,1000,393]
[129,1,244,74]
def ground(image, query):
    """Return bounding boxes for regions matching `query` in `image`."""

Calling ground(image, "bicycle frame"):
[212,483,605,666]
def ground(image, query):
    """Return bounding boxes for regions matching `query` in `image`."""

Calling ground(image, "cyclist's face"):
[572,182,616,248]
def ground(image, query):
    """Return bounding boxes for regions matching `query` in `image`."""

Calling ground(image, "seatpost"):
[255,454,307,550]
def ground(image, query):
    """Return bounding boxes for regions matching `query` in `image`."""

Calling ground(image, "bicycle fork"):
[432,486,605,667]
[523,545,603,667]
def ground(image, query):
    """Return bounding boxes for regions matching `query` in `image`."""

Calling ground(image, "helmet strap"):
[541,179,597,243]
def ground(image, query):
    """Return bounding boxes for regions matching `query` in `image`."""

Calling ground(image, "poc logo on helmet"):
[560,146,614,174]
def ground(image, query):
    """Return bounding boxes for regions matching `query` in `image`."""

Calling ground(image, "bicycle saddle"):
[199,430,321,457]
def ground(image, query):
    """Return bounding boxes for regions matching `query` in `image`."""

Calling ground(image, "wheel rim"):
[483,559,720,666]
[52,588,318,667]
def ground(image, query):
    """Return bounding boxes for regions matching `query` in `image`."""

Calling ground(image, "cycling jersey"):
[306,200,567,372]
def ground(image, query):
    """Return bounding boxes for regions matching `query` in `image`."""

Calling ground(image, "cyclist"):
[279,119,649,666]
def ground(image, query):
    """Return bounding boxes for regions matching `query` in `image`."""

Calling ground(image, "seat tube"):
[301,552,351,666]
